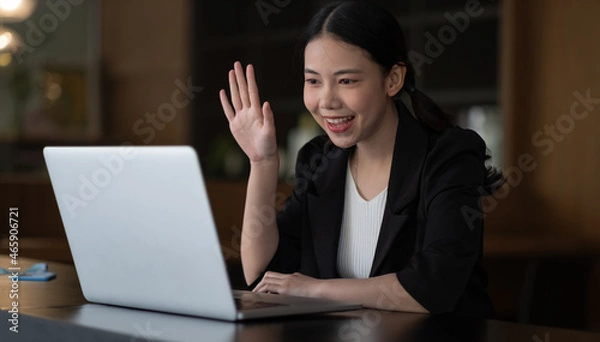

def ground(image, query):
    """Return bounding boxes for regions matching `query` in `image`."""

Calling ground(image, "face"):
[303,35,403,148]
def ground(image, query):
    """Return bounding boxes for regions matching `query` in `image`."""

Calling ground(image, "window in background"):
[0,0,100,173]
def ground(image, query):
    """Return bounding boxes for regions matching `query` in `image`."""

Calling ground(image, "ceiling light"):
[0,27,22,52]
[0,0,37,22]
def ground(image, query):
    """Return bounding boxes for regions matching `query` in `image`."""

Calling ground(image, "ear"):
[385,64,407,97]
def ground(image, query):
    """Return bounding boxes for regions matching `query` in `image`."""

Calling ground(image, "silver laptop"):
[43,146,361,321]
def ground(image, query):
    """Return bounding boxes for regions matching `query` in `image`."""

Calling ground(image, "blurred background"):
[0,0,599,332]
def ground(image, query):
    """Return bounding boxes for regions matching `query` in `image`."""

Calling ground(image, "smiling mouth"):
[323,116,355,133]
[324,116,355,126]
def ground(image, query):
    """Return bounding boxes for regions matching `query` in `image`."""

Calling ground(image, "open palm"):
[219,62,277,163]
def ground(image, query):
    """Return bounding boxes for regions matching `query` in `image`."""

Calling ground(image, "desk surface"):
[2,257,600,342]
[0,257,84,311]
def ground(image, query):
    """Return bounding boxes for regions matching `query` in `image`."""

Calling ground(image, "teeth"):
[325,117,353,124]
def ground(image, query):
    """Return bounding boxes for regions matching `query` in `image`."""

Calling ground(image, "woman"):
[218,1,504,318]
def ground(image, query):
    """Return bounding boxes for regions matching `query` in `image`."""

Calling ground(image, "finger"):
[252,277,266,293]
[263,271,286,280]
[219,89,235,122]
[263,101,275,129]
[260,283,279,295]
[261,277,284,287]
[228,69,242,111]
[247,64,261,108]
[253,281,268,293]
[234,61,251,108]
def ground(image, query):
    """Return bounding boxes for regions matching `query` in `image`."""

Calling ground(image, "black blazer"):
[250,101,494,318]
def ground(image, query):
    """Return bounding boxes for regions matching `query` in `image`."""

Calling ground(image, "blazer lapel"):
[370,102,430,276]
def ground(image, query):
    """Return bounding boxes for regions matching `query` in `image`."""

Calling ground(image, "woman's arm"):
[241,157,280,285]
[219,61,280,285]
[317,273,429,313]
[395,127,487,314]
[253,271,429,313]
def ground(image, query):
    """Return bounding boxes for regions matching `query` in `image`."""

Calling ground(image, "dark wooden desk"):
[0,257,85,311]
[2,257,600,342]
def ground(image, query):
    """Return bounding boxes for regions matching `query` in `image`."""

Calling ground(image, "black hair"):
[300,0,505,195]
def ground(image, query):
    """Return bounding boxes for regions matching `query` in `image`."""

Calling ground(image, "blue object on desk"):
[0,263,57,281]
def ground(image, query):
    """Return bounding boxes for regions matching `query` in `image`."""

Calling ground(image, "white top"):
[337,162,388,279]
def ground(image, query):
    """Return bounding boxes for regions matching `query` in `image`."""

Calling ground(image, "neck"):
[353,100,398,167]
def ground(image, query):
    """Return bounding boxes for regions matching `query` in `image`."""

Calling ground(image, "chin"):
[326,134,356,149]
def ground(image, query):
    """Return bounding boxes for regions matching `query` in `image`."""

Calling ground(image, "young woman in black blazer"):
[219,1,504,318]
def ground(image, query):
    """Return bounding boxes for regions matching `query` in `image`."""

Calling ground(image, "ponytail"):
[403,66,453,132]
[404,65,506,195]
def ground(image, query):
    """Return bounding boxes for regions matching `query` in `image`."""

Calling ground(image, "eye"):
[340,79,356,85]
[305,79,319,85]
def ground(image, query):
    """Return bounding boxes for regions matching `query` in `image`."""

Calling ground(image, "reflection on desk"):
[1,304,600,342]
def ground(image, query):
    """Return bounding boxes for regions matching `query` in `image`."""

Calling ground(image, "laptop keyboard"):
[234,297,288,310]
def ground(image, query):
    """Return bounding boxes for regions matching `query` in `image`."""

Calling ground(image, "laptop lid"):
[43,146,238,321]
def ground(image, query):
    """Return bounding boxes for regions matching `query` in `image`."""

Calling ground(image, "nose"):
[319,85,341,110]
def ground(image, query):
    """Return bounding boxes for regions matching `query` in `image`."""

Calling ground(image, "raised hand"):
[219,62,277,163]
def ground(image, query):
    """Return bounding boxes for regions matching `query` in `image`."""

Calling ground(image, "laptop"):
[43,146,361,321]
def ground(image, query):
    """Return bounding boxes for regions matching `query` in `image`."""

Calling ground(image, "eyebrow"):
[304,68,363,76]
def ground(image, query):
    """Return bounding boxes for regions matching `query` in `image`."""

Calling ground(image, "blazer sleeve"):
[246,138,321,288]
[395,127,487,314]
